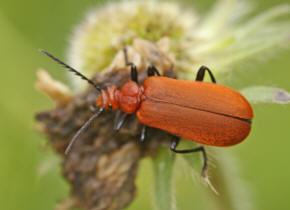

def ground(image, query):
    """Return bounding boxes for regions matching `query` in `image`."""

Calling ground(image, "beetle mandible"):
[41,49,253,176]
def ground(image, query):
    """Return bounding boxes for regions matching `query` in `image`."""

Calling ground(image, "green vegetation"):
[0,0,289,210]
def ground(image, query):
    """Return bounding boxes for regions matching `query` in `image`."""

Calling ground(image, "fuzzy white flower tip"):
[68,0,196,89]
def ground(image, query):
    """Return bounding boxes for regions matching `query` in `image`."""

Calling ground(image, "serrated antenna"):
[40,49,101,92]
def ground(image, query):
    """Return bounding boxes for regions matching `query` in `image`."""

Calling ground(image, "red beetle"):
[41,49,253,176]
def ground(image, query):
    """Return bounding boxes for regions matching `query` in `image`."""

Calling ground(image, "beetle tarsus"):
[170,136,208,176]
[196,65,216,83]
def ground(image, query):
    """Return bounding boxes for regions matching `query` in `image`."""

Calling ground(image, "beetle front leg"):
[195,65,216,83]
[123,47,138,83]
[170,136,208,177]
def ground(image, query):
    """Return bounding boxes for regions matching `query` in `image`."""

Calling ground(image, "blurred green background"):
[0,0,289,210]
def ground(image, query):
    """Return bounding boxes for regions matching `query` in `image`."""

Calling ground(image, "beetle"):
[41,49,253,176]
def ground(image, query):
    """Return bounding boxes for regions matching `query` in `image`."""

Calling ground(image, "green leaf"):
[241,86,290,104]
[151,147,176,210]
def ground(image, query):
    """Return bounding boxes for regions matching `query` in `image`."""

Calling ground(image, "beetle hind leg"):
[170,136,208,177]
[195,65,216,83]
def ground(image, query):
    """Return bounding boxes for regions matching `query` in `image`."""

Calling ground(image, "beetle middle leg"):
[140,125,147,142]
[114,110,128,131]
[147,65,161,76]
[139,65,161,142]
[195,65,216,83]
[170,136,208,177]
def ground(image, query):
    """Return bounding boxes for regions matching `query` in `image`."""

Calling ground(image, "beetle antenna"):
[40,49,101,92]
[65,107,104,155]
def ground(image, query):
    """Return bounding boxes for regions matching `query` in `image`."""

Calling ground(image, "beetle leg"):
[114,110,128,131]
[130,64,138,83]
[123,48,138,83]
[140,125,147,142]
[195,65,216,83]
[147,65,161,76]
[170,136,208,177]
